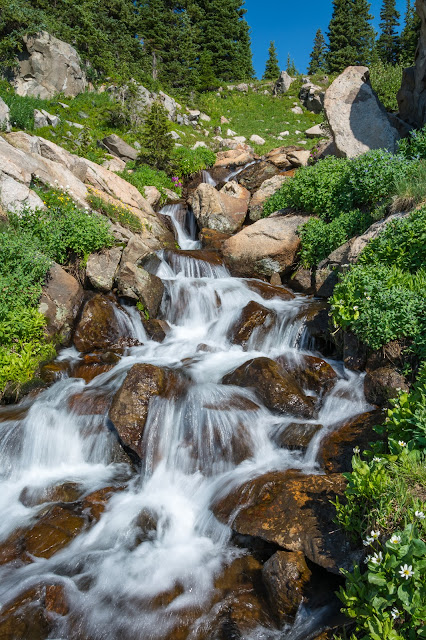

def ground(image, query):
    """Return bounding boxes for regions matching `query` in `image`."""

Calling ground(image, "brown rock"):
[223,214,309,278]
[142,318,170,343]
[68,391,110,416]
[272,422,323,452]
[199,228,231,252]
[39,263,83,344]
[24,505,86,559]
[343,331,368,371]
[72,362,115,383]
[19,482,83,508]
[364,367,409,406]
[222,357,317,419]
[73,294,126,353]
[45,584,69,617]
[262,551,312,623]
[189,183,249,234]
[109,363,182,457]
[249,174,288,222]
[0,587,50,640]
[212,471,353,573]
[246,279,295,301]
[228,301,277,349]
[276,354,338,395]
[82,486,124,523]
[237,161,280,192]
[116,263,164,317]
[320,410,385,473]
[290,268,315,294]
[214,148,254,168]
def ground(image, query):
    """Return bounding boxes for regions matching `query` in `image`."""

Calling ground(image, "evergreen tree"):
[197,50,218,91]
[377,0,400,65]
[137,102,173,170]
[263,41,280,80]
[286,53,298,76]
[308,29,327,74]
[327,0,374,73]
[399,0,421,66]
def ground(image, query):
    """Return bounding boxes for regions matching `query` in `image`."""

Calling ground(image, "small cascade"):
[0,204,372,639]
[201,169,217,186]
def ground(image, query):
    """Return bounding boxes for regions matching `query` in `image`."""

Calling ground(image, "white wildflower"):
[391,607,399,620]
[398,441,407,447]
[370,530,380,540]
[371,551,383,564]
[415,510,425,520]
[398,564,414,580]
[390,535,401,544]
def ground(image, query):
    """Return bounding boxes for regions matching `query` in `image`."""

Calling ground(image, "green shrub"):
[87,193,143,233]
[118,164,181,204]
[298,209,373,268]
[330,265,426,351]
[398,125,426,160]
[359,207,426,273]
[263,151,415,221]
[137,102,174,171]
[171,146,216,177]
[9,189,114,263]
[0,86,47,130]
[370,61,404,112]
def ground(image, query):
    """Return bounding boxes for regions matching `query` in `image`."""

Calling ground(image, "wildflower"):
[54,179,58,183]
[353,305,359,310]
[398,441,407,447]
[390,535,401,544]
[373,457,383,463]
[370,530,380,540]
[366,296,371,301]
[363,536,373,546]
[364,555,371,564]
[391,607,399,620]
[415,510,425,520]
[371,551,383,564]
[353,446,360,454]
[398,564,414,580]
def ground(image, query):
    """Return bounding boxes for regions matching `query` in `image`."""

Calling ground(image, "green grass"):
[87,192,143,233]
[118,163,181,204]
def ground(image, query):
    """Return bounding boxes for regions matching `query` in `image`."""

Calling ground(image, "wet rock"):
[290,267,315,295]
[142,318,170,342]
[249,174,288,221]
[116,263,164,317]
[109,363,182,457]
[189,183,249,234]
[343,331,368,371]
[68,391,111,415]
[324,66,399,158]
[272,422,323,452]
[72,362,115,383]
[39,263,84,345]
[364,367,409,406]
[246,279,295,301]
[19,482,83,508]
[24,504,86,559]
[262,551,312,623]
[302,302,335,357]
[228,301,277,349]
[82,486,124,523]
[200,228,232,252]
[237,161,280,192]
[0,586,50,640]
[73,294,127,353]
[223,214,309,278]
[45,583,69,616]
[40,360,71,384]
[86,247,122,293]
[320,410,385,473]
[276,354,338,395]
[212,471,354,573]
[222,357,317,419]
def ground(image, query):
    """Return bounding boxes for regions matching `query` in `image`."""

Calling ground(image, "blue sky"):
[244,0,408,77]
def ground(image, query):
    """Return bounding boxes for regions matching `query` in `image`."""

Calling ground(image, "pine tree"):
[400,0,421,66]
[327,0,374,73]
[263,41,280,80]
[137,102,174,170]
[308,29,327,74]
[286,54,298,76]
[377,0,400,65]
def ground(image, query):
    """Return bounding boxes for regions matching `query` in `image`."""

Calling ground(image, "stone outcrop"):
[237,161,280,192]
[189,182,249,234]
[73,294,128,353]
[13,31,87,99]
[266,146,309,170]
[101,134,138,163]
[222,214,308,278]
[228,301,277,349]
[397,0,426,127]
[273,71,294,95]
[86,247,123,292]
[0,98,11,132]
[39,263,84,345]
[299,83,325,114]
[212,471,355,573]
[116,263,164,317]
[214,148,254,168]
[324,66,399,158]
[262,551,312,624]
[223,357,317,419]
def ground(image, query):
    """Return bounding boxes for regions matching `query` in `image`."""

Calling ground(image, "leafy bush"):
[171,145,216,177]
[398,125,426,160]
[263,151,415,221]
[119,164,181,204]
[359,207,426,273]
[330,265,426,351]
[10,189,114,263]
[298,209,373,268]
[370,61,404,112]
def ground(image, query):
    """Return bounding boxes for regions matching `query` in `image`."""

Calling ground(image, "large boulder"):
[324,66,399,158]
[0,172,43,213]
[109,363,181,457]
[222,214,308,278]
[73,294,128,353]
[299,83,325,114]
[222,357,317,419]
[189,182,249,234]
[214,148,254,168]
[13,31,87,99]
[101,134,138,163]
[86,247,123,292]
[228,301,277,349]
[38,263,84,345]
[249,175,288,222]
[212,471,355,573]
[116,263,164,317]
[237,161,280,192]
[397,0,426,127]
[0,98,10,132]
[262,551,312,624]
[273,71,294,95]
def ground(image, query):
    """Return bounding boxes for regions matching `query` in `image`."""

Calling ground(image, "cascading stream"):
[0,195,370,640]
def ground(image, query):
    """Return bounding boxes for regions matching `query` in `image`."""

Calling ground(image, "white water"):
[0,205,370,639]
